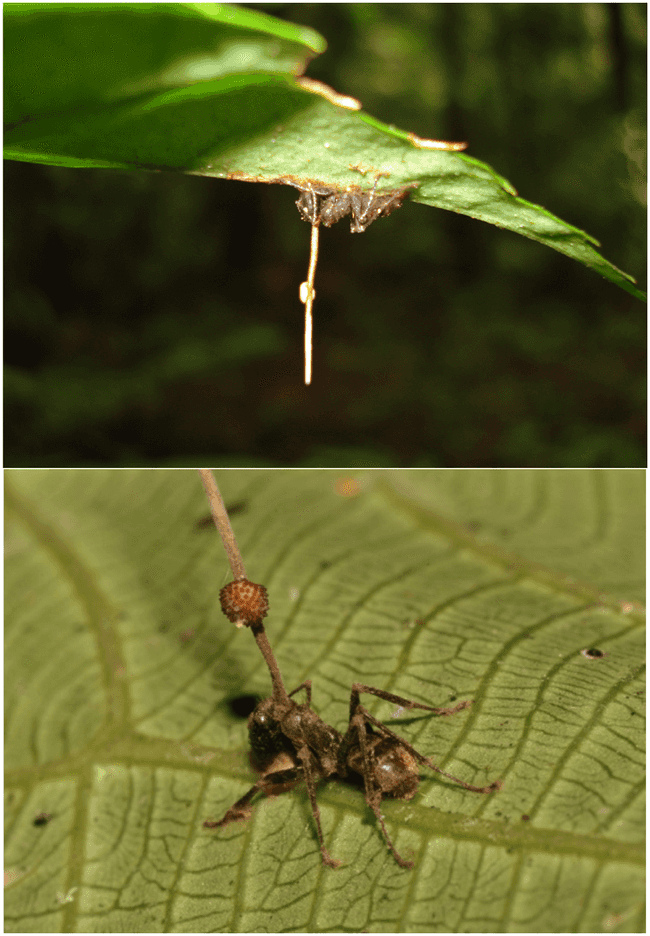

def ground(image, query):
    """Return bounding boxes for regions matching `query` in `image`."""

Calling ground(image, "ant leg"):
[349,685,501,795]
[204,767,303,829]
[295,745,341,868]
[288,680,312,705]
[349,192,367,232]
[350,705,414,869]
[349,683,471,722]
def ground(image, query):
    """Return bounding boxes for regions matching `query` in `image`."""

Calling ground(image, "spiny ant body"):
[205,580,501,869]
[295,183,410,233]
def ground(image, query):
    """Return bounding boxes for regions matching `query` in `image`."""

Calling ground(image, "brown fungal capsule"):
[219,580,269,628]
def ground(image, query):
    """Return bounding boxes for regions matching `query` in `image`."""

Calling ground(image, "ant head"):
[248,696,290,769]
[296,188,320,224]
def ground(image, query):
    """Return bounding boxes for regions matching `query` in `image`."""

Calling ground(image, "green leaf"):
[4,4,644,301]
[5,469,645,933]
[4,2,322,162]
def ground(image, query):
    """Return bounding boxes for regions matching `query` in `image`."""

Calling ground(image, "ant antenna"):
[198,469,289,704]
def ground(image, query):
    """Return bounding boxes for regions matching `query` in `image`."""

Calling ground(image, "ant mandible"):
[204,578,501,869]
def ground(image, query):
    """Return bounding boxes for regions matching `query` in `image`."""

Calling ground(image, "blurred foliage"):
[4,3,646,467]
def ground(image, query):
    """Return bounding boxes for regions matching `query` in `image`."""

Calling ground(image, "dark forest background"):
[4,4,646,467]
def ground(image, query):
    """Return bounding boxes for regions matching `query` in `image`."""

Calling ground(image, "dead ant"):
[204,578,501,869]
[292,179,412,383]
[296,182,410,233]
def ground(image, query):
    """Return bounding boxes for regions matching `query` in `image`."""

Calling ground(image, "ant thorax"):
[249,693,343,778]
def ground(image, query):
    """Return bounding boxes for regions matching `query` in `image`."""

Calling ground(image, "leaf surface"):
[3,4,644,300]
[4,468,645,933]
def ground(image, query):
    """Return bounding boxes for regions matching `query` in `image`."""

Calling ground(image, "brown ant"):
[204,578,501,869]
[295,181,410,233]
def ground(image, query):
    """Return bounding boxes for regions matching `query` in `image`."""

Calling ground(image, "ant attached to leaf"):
[197,470,501,869]
[289,123,468,385]
[293,178,414,384]
[295,181,411,233]
[203,582,501,869]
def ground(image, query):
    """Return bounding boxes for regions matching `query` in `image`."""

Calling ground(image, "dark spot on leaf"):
[33,813,53,827]
[581,648,607,660]
[228,694,260,719]
[195,502,248,530]
[521,814,530,821]
[194,514,214,529]
[225,501,248,517]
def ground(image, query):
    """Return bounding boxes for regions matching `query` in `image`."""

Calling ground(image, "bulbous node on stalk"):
[220,579,269,628]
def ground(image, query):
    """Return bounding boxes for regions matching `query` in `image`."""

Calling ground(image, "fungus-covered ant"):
[196,471,501,868]
[203,580,501,869]
[295,181,410,233]
[294,180,411,383]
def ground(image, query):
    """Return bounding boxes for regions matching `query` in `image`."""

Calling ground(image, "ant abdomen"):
[347,736,420,800]
[374,740,420,799]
